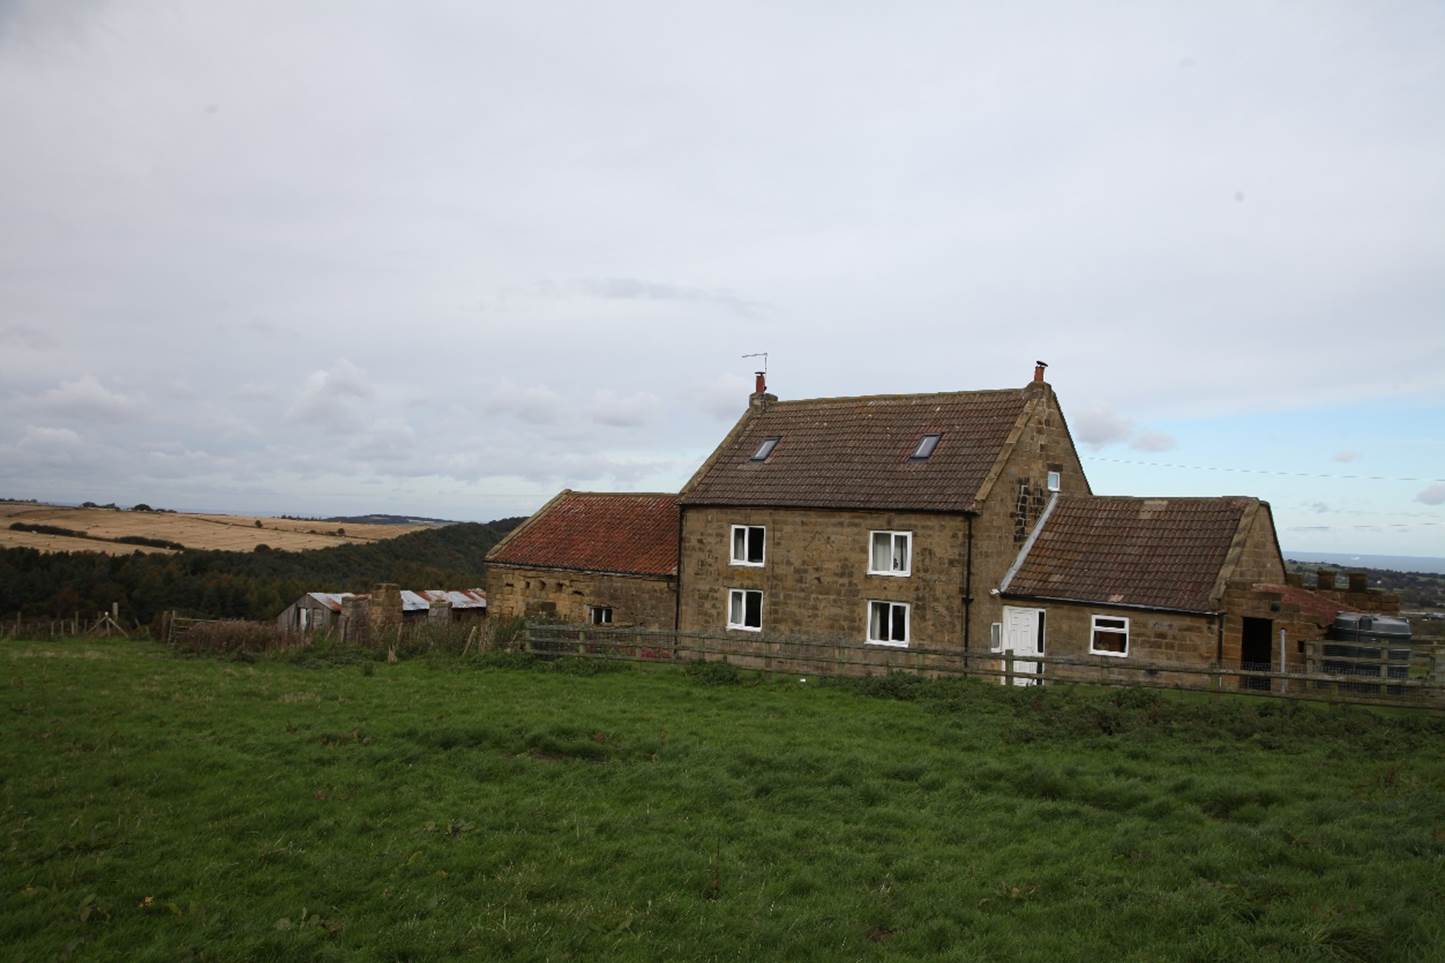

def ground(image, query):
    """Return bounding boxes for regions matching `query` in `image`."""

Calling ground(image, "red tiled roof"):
[1253,583,1341,624]
[680,389,1031,512]
[1002,495,1258,613]
[485,491,679,577]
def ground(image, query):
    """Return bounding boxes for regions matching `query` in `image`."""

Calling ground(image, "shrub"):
[174,620,292,656]
[685,660,741,685]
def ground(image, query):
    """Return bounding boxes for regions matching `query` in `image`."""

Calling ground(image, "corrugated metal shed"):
[307,592,358,613]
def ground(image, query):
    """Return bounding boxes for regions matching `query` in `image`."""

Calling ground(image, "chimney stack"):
[1033,360,1048,384]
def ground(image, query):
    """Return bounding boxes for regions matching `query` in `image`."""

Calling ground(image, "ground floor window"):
[867,600,910,646]
[587,605,613,626]
[1090,615,1129,656]
[727,589,762,631]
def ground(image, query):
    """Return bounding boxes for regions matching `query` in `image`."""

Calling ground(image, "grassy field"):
[0,502,431,554]
[3,640,1444,962]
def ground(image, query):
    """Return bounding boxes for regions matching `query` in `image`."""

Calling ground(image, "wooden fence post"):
[1004,648,1015,687]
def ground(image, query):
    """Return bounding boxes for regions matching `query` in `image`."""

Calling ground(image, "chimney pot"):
[1033,360,1048,384]
[754,371,767,395]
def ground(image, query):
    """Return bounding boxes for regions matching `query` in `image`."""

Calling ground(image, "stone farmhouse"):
[487,364,1363,681]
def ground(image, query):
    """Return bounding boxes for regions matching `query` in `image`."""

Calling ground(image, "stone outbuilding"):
[995,494,1293,685]
[484,491,679,628]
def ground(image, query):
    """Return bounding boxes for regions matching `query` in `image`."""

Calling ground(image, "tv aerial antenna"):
[741,352,768,373]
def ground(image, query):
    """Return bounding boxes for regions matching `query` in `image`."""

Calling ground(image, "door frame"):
[1001,605,1046,686]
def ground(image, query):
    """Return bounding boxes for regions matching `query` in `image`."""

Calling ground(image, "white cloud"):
[1417,483,1445,506]
[1332,450,1360,463]
[36,375,132,420]
[287,360,374,430]
[18,425,81,448]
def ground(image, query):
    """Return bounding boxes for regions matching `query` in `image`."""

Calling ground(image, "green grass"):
[3,641,1444,962]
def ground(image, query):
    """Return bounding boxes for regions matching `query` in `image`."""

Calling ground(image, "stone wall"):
[485,564,676,628]
[677,505,968,647]
[968,384,1092,652]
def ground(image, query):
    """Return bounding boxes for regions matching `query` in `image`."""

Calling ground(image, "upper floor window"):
[911,434,941,459]
[869,530,912,576]
[1046,469,1061,492]
[867,600,909,646]
[587,605,613,626]
[728,588,763,631]
[1090,615,1129,657]
[751,437,780,461]
[730,525,766,566]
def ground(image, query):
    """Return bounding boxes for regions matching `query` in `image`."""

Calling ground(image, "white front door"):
[1001,606,1045,686]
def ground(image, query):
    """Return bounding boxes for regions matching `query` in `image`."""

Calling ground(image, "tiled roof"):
[680,389,1032,511]
[485,491,679,577]
[1002,495,1258,613]
[1252,583,1341,624]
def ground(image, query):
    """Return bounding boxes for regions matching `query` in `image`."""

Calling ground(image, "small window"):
[990,622,1002,652]
[912,434,941,459]
[587,605,613,626]
[727,589,763,631]
[867,600,910,646]
[1090,615,1129,657]
[1046,470,1061,492]
[868,530,912,576]
[751,437,779,461]
[730,525,766,566]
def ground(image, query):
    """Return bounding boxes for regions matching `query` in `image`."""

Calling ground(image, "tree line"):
[0,520,522,626]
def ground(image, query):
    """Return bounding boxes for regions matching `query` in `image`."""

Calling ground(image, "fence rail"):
[521,623,1445,710]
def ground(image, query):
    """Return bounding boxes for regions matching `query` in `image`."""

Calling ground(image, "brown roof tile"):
[680,389,1031,512]
[486,491,679,577]
[1002,495,1258,613]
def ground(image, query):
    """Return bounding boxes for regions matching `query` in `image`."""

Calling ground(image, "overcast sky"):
[2,1,1442,555]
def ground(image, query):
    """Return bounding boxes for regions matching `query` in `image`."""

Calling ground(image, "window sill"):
[1089,649,1129,659]
[729,560,765,568]
[726,624,763,633]
[866,639,909,648]
[866,570,911,578]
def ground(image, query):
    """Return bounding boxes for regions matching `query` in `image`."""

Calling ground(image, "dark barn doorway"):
[1241,617,1273,691]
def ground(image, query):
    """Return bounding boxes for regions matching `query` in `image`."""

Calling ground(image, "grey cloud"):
[1,321,55,350]
[539,278,764,318]
[1417,483,1445,506]
[590,389,658,428]
[1332,451,1360,463]
[1072,407,1134,449]
[1129,431,1177,453]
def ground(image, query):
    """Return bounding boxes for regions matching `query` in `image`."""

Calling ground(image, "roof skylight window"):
[911,434,941,460]
[751,437,780,461]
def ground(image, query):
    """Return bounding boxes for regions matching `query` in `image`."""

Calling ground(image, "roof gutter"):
[996,591,1219,618]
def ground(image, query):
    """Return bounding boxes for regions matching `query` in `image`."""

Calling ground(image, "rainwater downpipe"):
[963,513,974,668]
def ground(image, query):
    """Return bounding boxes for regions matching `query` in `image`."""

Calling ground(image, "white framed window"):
[1090,615,1129,657]
[1046,470,1061,492]
[990,622,1002,652]
[727,589,763,631]
[867,600,910,646]
[868,530,912,576]
[587,605,613,626]
[730,525,766,566]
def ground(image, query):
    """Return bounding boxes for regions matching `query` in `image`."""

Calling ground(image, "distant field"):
[0,502,434,554]
[3,639,1443,961]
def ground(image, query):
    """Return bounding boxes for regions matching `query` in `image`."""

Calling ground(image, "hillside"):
[0,501,434,554]
[0,519,522,625]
